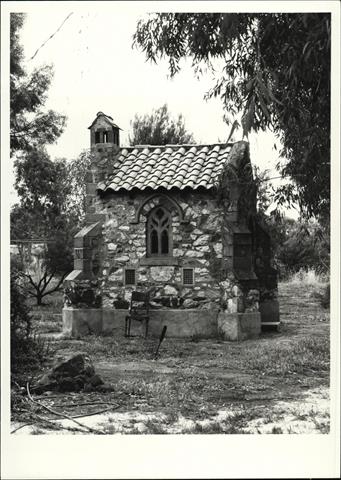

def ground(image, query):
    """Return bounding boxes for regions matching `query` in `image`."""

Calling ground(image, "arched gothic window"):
[146,207,172,256]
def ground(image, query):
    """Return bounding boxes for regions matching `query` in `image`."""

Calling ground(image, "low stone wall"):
[63,308,103,337]
[217,311,261,341]
[32,312,62,323]
[63,307,260,340]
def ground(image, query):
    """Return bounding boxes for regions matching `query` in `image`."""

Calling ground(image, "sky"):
[11,7,295,215]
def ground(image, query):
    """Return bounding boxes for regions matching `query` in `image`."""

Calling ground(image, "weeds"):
[32,314,62,334]
[312,283,330,309]
[312,418,330,434]
[103,424,117,434]
[271,426,283,434]
[31,428,46,435]
[143,419,166,434]
[284,268,328,288]
[244,336,330,375]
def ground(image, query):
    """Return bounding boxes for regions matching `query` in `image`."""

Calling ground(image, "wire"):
[257,174,306,183]
[29,13,74,61]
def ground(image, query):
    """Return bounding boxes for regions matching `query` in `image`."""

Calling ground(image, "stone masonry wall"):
[95,189,225,310]
[83,187,260,316]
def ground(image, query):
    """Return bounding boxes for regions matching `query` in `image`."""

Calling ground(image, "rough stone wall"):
[214,141,261,316]
[82,185,260,317]
[93,189,228,311]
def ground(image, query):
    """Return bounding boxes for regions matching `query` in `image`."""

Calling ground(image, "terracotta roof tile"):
[98,143,233,193]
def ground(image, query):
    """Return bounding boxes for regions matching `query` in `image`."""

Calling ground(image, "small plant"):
[315,283,330,309]
[104,424,118,434]
[192,422,204,433]
[271,426,283,434]
[312,418,330,434]
[144,419,166,434]
[190,333,202,343]
[31,428,46,435]
[203,421,226,433]
[320,283,330,309]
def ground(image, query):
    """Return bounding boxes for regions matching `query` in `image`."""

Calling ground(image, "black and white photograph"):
[1,1,340,478]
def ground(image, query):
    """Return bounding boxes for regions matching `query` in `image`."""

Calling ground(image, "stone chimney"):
[84,112,121,225]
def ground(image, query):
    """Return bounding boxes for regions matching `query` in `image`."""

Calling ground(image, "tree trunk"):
[36,293,43,306]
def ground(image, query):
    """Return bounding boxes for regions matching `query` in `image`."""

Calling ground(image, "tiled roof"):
[88,112,121,130]
[98,143,233,193]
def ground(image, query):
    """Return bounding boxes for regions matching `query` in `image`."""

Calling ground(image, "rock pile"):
[32,353,105,394]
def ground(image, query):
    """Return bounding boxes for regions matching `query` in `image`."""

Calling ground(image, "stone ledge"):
[139,256,179,266]
[84,213,106,225]
[65,270,84,282]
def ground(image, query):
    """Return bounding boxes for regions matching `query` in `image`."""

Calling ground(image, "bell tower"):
[84,112,122,224]
[88,111,121,153]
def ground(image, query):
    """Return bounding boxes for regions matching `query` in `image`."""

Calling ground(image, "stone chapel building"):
[63,112,279,340]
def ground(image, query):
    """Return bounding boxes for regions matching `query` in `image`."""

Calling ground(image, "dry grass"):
[19,276,330,435]
[283,268,328,288]
[243,335,330,375]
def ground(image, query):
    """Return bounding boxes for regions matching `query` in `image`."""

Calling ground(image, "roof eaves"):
[88,112,122,130]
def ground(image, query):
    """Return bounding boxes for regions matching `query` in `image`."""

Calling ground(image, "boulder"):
[33,353,104,394]
[52,353,95,377]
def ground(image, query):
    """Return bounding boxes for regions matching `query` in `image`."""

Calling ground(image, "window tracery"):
[146,207,172,256]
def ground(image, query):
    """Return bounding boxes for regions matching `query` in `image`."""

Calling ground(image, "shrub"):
[266,217,330,279]
[11,273,48,375]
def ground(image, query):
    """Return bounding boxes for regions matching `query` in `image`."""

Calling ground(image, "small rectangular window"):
[124,269,136,285]
[183,268,194,286]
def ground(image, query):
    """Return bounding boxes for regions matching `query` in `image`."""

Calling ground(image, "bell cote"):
[88,111,121,152]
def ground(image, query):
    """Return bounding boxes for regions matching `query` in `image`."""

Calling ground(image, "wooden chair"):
[125,291,150,338]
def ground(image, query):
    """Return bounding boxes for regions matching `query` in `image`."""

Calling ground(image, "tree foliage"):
[252,166,329,278]
[11,150,78,305]
[66,149,93,221]
[11,236,71,306]
[10,13,66,154]
[253,208,330,279]
[14,149,69,219]
[10,146,95,304]
[275,219,329,277]
[134,13,330,220]
[129,104,195,145]
[10,14,74,304]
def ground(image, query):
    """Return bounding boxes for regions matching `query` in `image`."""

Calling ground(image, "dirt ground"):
[11,281,330,434]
